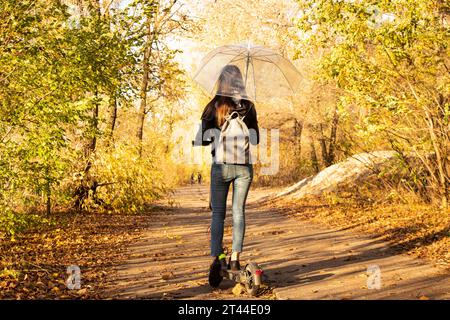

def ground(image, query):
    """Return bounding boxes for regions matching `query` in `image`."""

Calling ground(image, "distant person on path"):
[193,64,260,287]
[197,172,202,184]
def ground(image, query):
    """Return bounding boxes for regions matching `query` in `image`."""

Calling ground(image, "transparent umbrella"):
[192,42,303,102]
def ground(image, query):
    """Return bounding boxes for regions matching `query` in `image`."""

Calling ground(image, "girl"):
[195,64,259,287]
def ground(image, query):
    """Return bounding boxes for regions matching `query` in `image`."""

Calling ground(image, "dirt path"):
[105,185,450,300]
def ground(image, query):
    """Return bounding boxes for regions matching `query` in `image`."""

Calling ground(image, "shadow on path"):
[104,186,450,300]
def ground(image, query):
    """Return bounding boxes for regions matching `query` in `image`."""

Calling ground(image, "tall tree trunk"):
[84,92,99,173]
[328,105,339,164]
[136,19,153,157]
[45,167,51,215]
[318,105,339,167]
[46,185,51,215]
[318,123,329,166]
[309,136,320,174]
[74,89,99,210]
[106,93,117,147]
[294,118,303,159]
[425,109,448,208]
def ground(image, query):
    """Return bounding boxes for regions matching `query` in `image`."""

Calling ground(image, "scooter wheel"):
[244,262,261,296]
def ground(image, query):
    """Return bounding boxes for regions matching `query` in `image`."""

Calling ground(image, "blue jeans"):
[210,163,253,257]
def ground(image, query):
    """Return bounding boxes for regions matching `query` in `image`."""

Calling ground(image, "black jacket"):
[193,101,260,156]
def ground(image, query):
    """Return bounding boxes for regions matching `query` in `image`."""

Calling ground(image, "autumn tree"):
[294,0,450,206]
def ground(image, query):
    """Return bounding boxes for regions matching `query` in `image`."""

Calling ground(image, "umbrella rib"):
[263,55,300,92]
[250,50,280,58]
[218,52,246,58]
[193,52,220,80]
[252,53,279,59]
[229,55,247,62]
[221,48,246,55]
[223,45,251,56]
[249,47,265,56]
[250,56,275,63]
[193,51,244,80]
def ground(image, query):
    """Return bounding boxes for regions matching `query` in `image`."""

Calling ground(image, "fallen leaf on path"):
[232,283,246,296]
[161,271,175,280]
[77,288,87,295]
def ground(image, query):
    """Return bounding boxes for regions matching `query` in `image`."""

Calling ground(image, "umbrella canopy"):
[192,42,303,102]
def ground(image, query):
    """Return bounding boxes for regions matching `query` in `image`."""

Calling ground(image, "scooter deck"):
[221,269,246,282]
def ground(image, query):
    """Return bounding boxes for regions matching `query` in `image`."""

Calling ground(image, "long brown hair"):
[201,64,249,127]
[215,99,232,127]
[200,96,232,127]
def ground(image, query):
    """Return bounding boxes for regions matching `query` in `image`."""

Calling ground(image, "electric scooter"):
[207,202,265,296]
[214,257,264,296]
